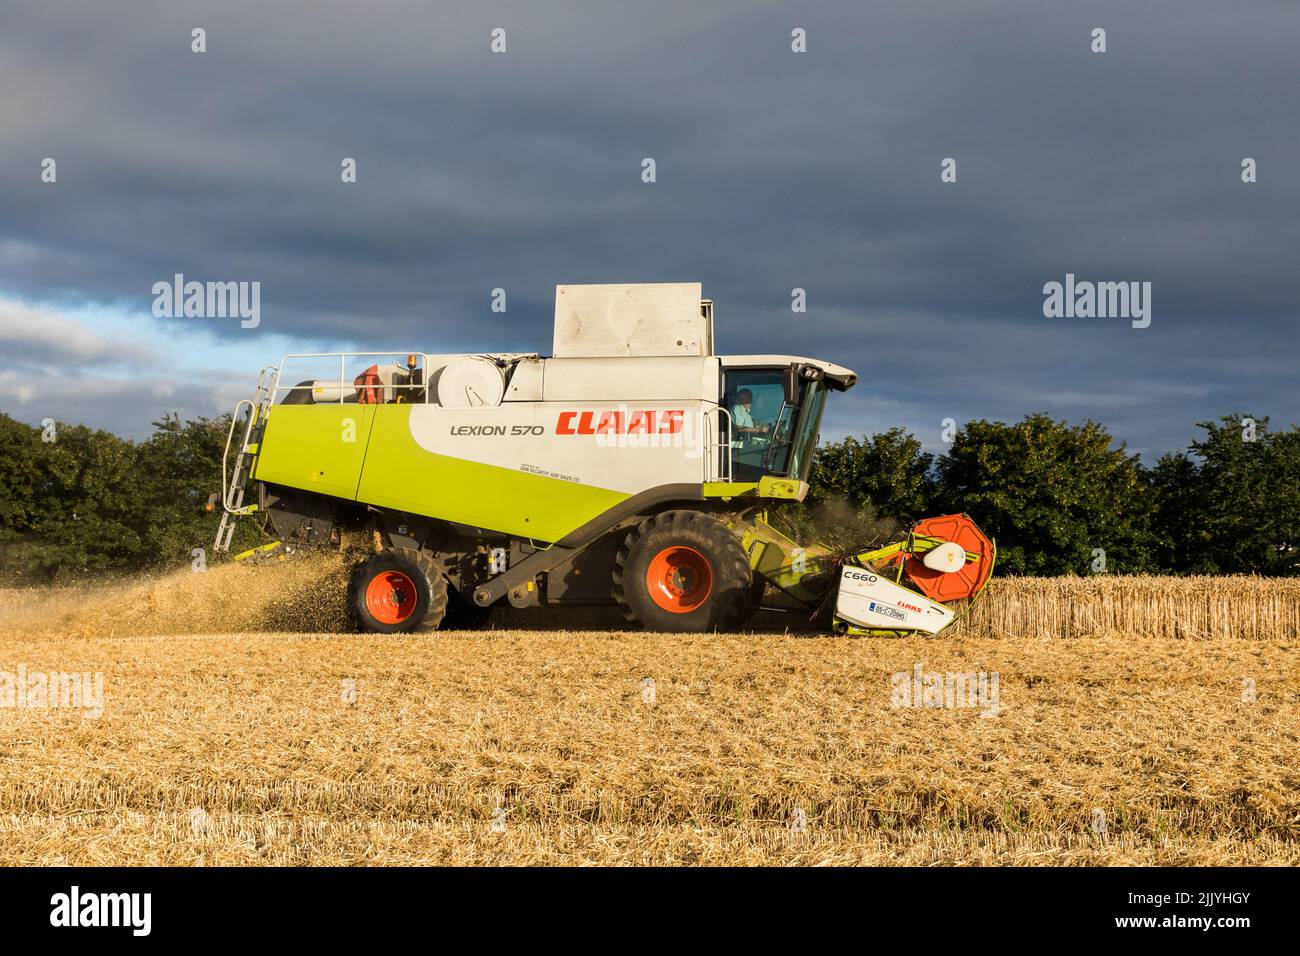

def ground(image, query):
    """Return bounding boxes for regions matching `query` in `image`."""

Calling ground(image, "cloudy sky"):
[1,0,1297,459]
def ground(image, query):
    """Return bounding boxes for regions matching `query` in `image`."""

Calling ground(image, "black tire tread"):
[612,510,752,632]
[349,548,448,633]
[400,548,449,633]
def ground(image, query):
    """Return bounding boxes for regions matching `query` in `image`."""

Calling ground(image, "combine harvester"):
[213,283,994,635]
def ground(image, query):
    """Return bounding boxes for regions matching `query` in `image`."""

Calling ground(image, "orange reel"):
[902,514,995,603]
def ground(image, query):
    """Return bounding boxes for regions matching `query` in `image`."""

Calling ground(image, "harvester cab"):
[214,283,994,634]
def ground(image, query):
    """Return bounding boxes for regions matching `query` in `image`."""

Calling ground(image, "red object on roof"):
[354,364,382,404]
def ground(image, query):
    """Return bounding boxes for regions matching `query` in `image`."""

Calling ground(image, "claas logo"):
[556,410,685,435]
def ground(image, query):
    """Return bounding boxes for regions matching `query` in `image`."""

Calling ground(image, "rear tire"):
[613,510,751,632]
[349,549,448,633]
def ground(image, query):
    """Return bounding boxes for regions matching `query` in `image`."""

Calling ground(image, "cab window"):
[722,368,792,479]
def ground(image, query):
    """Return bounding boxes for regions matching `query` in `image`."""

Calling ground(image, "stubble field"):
[0,557,1296,865]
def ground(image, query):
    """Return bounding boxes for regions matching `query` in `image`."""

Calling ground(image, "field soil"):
[1,556,1296,865]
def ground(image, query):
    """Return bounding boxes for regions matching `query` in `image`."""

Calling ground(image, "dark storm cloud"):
[1,0,1297,455]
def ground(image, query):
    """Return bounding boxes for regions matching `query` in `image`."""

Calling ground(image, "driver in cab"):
[730,389,769,448]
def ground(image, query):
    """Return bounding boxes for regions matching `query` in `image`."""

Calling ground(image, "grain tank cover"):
[553,283,714,358]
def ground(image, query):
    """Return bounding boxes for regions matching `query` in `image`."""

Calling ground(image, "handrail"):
[706,406,733,483]
[270,352,437,404]
[221,399,254,511]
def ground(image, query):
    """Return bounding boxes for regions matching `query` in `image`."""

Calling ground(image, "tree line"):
[0,409,1296,582]
[806,413,1300,575]
[0,413,259,583]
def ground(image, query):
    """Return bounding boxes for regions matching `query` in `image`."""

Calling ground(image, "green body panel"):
[702,481,759,499]
[254,404,630,540]
[739,515,835,604]
[253,405,377,500]
[756,476,807,500]
[358,405,628,541]
[700,477,805,501]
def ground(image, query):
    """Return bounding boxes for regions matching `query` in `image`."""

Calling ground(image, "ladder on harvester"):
[214,366,276,554]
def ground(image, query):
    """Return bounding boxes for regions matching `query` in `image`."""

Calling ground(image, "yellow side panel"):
[253,404,377,500]
[357,406,627,541]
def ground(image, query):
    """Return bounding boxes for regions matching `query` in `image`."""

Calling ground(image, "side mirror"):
[782,367,798,404]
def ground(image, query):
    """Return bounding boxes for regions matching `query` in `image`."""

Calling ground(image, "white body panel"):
[406,353,732,491]
[540,356,717,402]
[505,357,545,401]
[835,567,955,634]
[721,354,859,389]
[407,402,711,494]
[553,283,712,358]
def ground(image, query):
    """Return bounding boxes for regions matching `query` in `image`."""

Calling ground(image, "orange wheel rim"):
[645,546,713,613]
[365,570,418,624]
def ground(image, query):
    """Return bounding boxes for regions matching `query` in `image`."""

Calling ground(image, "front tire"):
[613,510,751,632]
[349,549,448,633]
